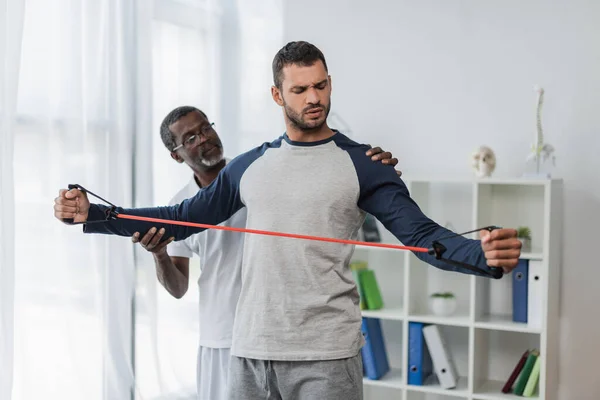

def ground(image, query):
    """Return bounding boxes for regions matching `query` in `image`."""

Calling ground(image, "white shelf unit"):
[356,177,562,400]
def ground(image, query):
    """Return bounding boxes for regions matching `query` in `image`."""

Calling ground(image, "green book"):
[514,349,539,395]
[523,353,541,397]
[359,269,384,310]
[350,261,368,310]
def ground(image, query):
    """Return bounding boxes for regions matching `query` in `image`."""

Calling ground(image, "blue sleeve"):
[82,148,260,241]
[345,144,490,276]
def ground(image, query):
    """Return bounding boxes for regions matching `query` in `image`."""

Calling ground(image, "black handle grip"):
[488,267,504,279]
[61,184,79,224]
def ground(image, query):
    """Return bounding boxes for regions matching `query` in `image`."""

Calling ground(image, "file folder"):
[422,324,459,389]
[407,322,433,386]
[361,317,389,380]
[512,259,529,323]
[527,260,544,329]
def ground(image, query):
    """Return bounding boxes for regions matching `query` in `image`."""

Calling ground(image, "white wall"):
[283,0,599,398]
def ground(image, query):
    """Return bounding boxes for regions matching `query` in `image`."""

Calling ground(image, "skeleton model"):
[526,85,555,173]
[471,145,496,178]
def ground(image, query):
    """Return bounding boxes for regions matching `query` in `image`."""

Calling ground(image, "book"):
[502,349,529,393]
[523,353,542,397]
[359,269,384,310]
[350,261,368,310]
[514,349,539,395]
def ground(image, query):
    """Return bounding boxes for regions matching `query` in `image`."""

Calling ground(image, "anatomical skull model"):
[471,146,496,178]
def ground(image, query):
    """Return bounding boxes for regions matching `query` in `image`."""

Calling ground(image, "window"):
[133,1,219,398]
[12,0,115,398]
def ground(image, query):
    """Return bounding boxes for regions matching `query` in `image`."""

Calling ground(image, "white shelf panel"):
[408,312,471,327]
[474,314,542,334]
[407,376,469,397]
[353,241,543,260]
[404,177,555,186]
[363,367,403,389]
[362,307,404,321]
[472,379,537,399]
[520,251,543,260]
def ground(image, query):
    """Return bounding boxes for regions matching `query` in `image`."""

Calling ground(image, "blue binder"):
[512,259,529,323]
[361,317,390,380]
[408,321,433,385]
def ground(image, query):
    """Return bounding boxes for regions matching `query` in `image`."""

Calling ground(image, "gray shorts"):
[226,352,363,400]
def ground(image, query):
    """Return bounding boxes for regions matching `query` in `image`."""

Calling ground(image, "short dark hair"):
[160,105,208,151]
[272,41,328,88]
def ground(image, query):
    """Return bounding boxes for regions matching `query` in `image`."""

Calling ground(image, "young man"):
[130,105,401,400]
[54,41,521,400]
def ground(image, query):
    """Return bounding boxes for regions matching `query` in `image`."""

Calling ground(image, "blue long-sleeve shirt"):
[84,131,488,361]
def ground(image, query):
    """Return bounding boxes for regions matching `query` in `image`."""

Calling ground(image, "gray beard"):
[201,156,223,167]
[195,147,224,169]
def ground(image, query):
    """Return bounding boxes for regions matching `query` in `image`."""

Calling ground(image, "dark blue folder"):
[407,321,433,385]
[512,259,529,323]
[361,317,389,380]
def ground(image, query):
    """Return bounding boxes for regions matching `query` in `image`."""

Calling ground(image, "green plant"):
[430,292,455,299]
[517,226,532,239]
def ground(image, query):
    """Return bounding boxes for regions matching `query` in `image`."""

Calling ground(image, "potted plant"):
[517,226,532,252]
[429,292,457,316]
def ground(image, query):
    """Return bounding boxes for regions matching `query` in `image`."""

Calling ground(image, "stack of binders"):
[408,322,459,389]
[512,258,543,329]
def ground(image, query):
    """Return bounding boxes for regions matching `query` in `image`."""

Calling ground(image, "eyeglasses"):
[172,122,215,152]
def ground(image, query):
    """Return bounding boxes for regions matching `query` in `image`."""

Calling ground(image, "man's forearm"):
[153,251,187,298]
[83,203,201,241]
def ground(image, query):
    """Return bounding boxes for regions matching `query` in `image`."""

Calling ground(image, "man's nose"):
[306,88,320,105]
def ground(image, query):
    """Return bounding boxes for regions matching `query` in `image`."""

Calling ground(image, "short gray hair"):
[160,106,208,151]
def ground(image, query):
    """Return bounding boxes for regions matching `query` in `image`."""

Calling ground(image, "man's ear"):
[170,152,184,164]
[271,85,284,107]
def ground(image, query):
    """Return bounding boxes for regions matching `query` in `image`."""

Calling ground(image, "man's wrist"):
[153,249,170,262]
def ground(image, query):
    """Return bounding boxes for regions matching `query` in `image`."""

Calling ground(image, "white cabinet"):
[357,178,562,400]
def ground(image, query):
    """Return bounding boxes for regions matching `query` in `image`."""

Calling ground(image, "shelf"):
[358,178,560,400]
[407,375,469,397]
[404,177,556,186]
[520,251,543,260]
[472,379,537,399]
[472,329,540,400]
[408,312,471,327]
[354,244,544,259]
[474,314,542,334]
[362,307,404,321]
[363,367,403,389]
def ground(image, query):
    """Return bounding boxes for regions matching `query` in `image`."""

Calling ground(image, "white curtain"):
[2,0,283,398]
[9,0,152,399]
[0,1,25,399]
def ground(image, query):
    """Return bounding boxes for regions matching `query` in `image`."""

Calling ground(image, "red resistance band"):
[117,213,430,253]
